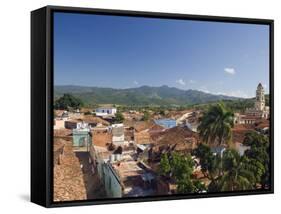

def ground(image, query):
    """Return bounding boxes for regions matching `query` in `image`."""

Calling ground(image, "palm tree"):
[198,102,234,146]
[214,149,255,191]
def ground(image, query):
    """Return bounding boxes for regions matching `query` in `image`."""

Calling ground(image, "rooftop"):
[96,106,117,109]
[232,124,255,144]
[112,124,124,137]
[154,119,177,129]
[53,139,87,201]
[134,121,155,132]
[111,157,156,196]
[91,131,112,147]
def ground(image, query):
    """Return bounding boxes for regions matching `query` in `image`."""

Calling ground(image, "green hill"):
[54,85,242,107]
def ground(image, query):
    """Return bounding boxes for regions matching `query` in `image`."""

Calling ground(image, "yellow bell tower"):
[255,83,265,111]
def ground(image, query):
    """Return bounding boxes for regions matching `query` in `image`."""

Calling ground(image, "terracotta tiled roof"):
[91,131,112,147]
[80,115,110,125]
[255,119,270,129]
[232,124,255,131]
[134,121,155,132]
[54,129,72,137]
[149,126,198,159]
[53,139,87,201]
[232,124,255,144]
[240,115,260,120]
[149,124,165,132]
[135,131,151,145]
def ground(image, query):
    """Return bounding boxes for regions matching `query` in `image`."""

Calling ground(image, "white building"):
[95,107,117,117]
[235,83,270,124]
[111,124,125,146]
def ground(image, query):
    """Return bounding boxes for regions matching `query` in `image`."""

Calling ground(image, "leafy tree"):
[243,131,268,148]
[243,131,270,189]
[142,111,150,121]
[192,180,207,193]
[54,94,83,110]
[213,149,255,191]
[115,111,124,123]
[198,102,234,146]
[176,178,195,193]
[159,152,206,194]
[170,153,194,180]
[159,109,166,116]
[84,111,92,115]
[192,144,221,181]
[159,153,171,176]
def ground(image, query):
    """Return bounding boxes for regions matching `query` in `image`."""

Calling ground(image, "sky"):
[54,12,270,98]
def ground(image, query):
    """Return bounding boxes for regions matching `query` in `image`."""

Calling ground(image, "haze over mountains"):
[54,85,242,106]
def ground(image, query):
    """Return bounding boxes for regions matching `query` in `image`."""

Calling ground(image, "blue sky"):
[54,12,270,98]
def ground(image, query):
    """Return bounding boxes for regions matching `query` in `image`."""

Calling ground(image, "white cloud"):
[224,67,236,75]
[176,79,186,86]
[189,80,196,84]
[198,88,251,98]
[133,80,139,85]
[199,86,210,93]
[225,90,251,98]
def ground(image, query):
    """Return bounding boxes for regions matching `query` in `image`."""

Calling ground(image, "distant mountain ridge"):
[54,85,242,106]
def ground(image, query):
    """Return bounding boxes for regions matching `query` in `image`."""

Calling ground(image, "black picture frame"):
[31,5,274,208]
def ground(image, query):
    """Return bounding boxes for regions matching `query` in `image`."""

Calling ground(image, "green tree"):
[243,131,270,189]
[209,149,255,192]
[159,153,171,176]
[142,111,150,121]
[159,109,165,116]
[160,152,206,194]
[192,144,221,181]
[115,111,124,123]
[54,94,83,110]
[198,102,234,146]
[84,111,92,115]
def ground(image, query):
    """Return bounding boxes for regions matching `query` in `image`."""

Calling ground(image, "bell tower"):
[255,83,265,111]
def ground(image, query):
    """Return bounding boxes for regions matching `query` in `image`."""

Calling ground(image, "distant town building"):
[54,111,69,130]
[54,119,65,130]
[111,124,125,146]
[154,119,177,129]
[95,107,117,117]
[89,135,157,198]
[61,111,69,120]
[72,125,92,149]
[235,83,270,124]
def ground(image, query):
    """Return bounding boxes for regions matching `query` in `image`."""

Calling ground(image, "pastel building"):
[72,126,92,149]
[95,107,117,116]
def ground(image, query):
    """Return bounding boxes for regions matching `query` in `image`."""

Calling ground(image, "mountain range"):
[54,85,242,106]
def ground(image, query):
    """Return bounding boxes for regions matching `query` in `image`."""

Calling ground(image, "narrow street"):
[75,151,106,199]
